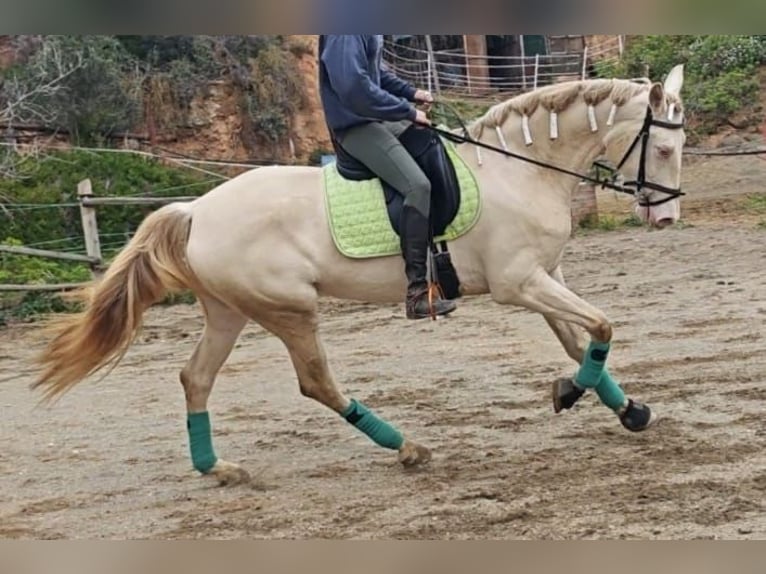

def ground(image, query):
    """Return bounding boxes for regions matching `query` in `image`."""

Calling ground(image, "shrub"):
[2,35,307,148]
[686,35,765,79]
[243,43,306,144]
[0,291,81,326]
[8,36,144,143]
[0,150,209,249]
[684,70,761,133]
[613,35,766,137]
[0,237,91,285]
[0,150,212,322]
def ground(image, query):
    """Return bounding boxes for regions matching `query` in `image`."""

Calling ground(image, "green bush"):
[685,35,765,79]
[243,43,306,144]
[0,237,91,285]
[611,35,766,137]
[618,36,696,79]
[0,150,210,250]
[2,35,306,149]
[0,150,212,323]
[684,70,761,133]
[10,36,144,143]
[0,236,90,325]
[122,35,223,123]
[0,292,81,326]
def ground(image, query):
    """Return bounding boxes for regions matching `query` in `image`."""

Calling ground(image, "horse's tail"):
[32,202,198,401]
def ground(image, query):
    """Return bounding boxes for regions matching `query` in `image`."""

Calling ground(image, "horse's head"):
[604,65,686,229]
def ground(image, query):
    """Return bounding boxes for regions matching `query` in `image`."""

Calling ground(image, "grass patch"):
[744,194,766,214]
[0,292,83,327]
[0,286,198,327]
[577,213,644,232]
[160,290,197,306]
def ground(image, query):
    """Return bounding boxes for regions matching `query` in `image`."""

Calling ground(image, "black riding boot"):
[400,206,457,320]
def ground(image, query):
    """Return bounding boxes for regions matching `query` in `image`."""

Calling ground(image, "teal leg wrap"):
[595,368,627,412]
[575,341,611,388]
[341,399,404,450]
[187,411,217,473]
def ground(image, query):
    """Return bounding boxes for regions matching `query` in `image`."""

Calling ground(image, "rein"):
[427,100,686,207]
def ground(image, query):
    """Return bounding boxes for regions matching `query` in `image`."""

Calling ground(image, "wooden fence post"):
[77,179,103,277]
[581,46,589,80]
[571,181,599,232]
[424,35,441,96]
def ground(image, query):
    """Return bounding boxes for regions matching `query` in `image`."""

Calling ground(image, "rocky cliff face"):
[165,35,331,163]
[151,79,253,163]
[288,36,332,162]
[166,35,331,165]
[0,35,332,166]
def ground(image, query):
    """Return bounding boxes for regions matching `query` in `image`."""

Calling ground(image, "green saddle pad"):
[323,139,481,259]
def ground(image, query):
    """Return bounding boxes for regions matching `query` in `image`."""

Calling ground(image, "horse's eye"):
[656,145,673,159]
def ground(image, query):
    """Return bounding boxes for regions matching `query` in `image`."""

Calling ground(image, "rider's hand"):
[414,89,434,104]
[414,109,431,126]
[414,89,433,112]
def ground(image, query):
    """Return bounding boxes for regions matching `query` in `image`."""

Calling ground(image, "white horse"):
[32,66,686,486]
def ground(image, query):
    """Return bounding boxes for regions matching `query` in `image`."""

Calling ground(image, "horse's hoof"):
[552,377,585,413]
[619,399,657,432]
[398,440,432,467]
[208,459,251,486]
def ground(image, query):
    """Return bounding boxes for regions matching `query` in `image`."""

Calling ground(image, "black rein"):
[427,103,686,207]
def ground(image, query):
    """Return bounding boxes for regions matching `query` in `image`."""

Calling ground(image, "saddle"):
[329,124,463,299]
[330,125,461,237]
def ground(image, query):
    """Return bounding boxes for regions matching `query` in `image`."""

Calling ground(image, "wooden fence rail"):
[80,195,198,207]
[2,178,203,294]
[0,283,87,292]
[4,176,600,294]
[0,244,99,265]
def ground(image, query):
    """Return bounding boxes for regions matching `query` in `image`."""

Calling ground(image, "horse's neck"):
[463,95,645,190]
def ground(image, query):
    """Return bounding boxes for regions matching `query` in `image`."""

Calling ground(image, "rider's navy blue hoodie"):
[318,35,418,135]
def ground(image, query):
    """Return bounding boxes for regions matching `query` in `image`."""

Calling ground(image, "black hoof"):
[552,378,585,413]
[619,399,657,432]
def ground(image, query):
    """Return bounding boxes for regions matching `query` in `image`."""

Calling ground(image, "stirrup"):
[406,283,456,320]
[427,282,444,321]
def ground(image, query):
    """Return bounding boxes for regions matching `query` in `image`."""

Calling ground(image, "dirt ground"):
[0,154,764,540]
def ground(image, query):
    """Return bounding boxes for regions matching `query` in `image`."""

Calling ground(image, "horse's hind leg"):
[259,309,431,467]
[180,295,250,485]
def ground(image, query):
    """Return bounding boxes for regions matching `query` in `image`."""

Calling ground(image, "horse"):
[31,65,687,486]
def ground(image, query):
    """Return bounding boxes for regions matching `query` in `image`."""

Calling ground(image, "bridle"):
[596,105,685,207]
[428,102,686,207]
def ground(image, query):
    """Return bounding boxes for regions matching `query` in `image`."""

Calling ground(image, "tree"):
[0,36,84,180]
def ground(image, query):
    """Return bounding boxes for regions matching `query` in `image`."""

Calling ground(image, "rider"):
[318,35,457,320]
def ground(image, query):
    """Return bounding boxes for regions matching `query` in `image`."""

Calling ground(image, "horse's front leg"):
[494,266,656,431]
[542,267,628,414]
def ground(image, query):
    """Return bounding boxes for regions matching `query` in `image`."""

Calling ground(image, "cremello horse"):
[33,66,686,485]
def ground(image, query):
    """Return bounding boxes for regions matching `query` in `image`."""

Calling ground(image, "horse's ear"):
[649,83,665,114]
[663,64,684,97]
